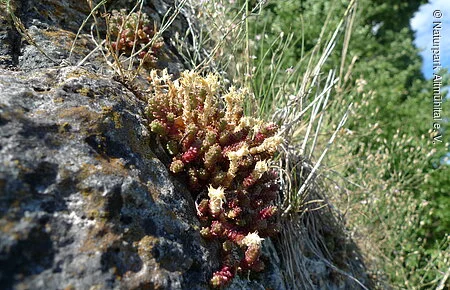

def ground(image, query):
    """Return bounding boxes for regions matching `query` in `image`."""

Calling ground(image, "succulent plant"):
[108,9,164,66]
[146,69,281,287]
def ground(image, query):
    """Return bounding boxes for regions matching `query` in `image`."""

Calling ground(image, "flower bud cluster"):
[108,9,164,66]
[146,70,281,287]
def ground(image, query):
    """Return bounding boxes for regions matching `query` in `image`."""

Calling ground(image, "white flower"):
[242,232,264,247]
[227,144,249,161]
[249,136,282,155]
[208,186,226,214]
[252,160,269,180]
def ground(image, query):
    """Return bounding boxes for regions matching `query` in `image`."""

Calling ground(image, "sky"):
[411,0,450,79]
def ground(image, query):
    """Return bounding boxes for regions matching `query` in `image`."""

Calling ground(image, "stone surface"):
[0,66,202,289]
[0,65,286,289]
[0,0,371,289]
[0,0,189,74]
[0,0,287,286]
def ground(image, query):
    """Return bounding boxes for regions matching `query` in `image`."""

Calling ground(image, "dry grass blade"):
[185,0,266,74]
[282,103,352,216]
[69,0,107,61]
[268,0,370,288]
[436,267,450,290]
[70,0,188,80]
[3,0,58,64]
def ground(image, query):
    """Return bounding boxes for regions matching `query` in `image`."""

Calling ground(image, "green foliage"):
[329,121,450,288]
[237,0,450,288]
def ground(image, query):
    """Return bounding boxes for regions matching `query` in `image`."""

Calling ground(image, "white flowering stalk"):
[208,186,226,217]
[225,144,250,185]
[249,135,283,155]
[241,232,264,265]
[252,160,269,180]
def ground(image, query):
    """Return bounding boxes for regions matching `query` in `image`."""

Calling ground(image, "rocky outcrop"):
[0,1,372,289]
[0,66,210,289]
[0,0,187,73]
[0,1,286,289]
[0,63,285,290]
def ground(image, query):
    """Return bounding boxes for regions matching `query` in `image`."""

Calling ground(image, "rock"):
[0,63,286,289]
[0,66,209,289]
[0,0,191,75]
[0,0,371,289]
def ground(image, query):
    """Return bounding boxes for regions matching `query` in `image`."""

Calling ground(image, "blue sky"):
[411,0,450,79]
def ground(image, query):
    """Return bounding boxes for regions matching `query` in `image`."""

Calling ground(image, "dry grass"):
[1,0,58,64]
[5,0,449,288]
[184,0,374,288]
[75,1,450,289]
[69,0,188,82]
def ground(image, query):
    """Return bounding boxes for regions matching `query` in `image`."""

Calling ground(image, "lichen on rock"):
[0,1,285,289]
[0,1,373,289]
